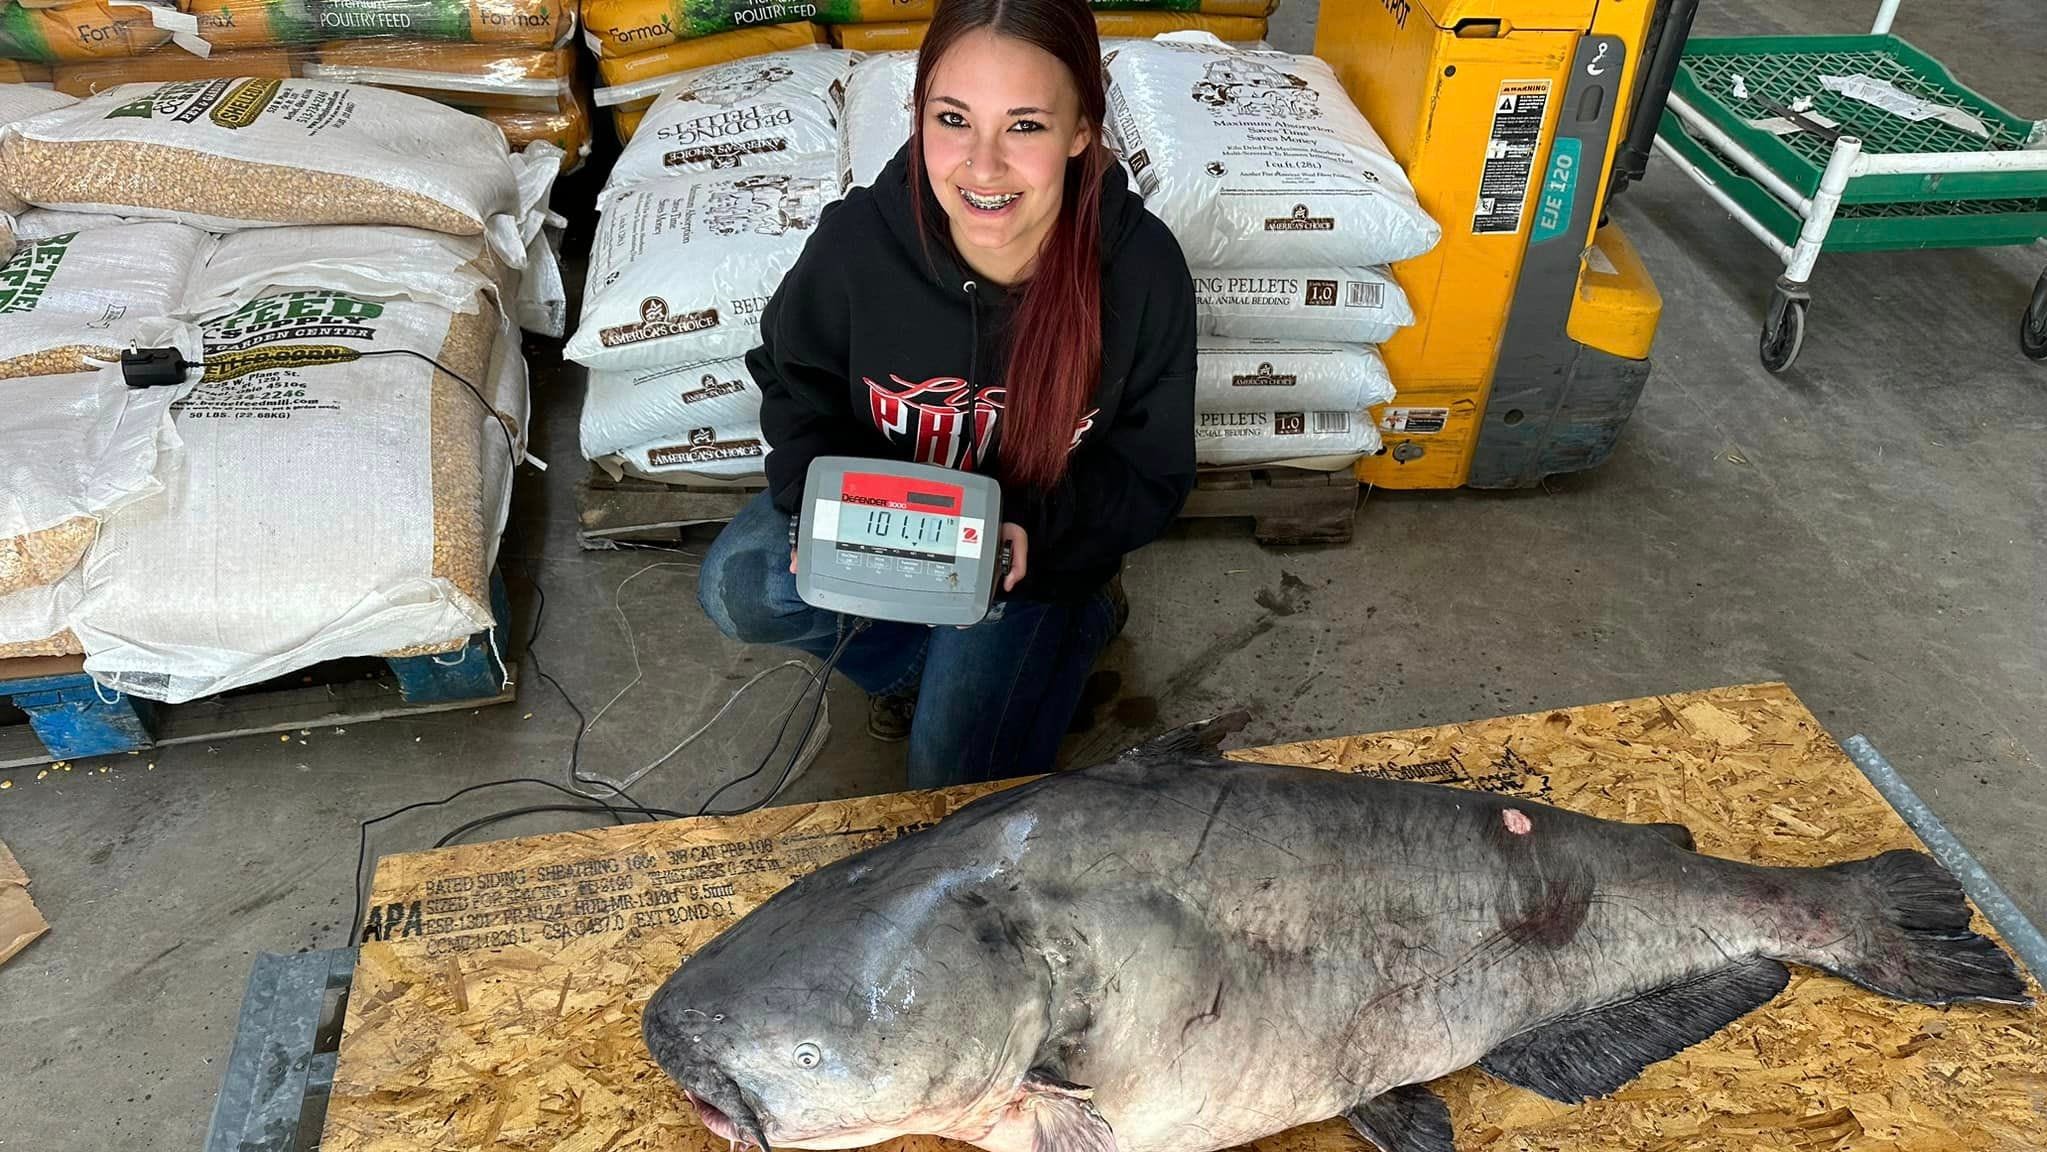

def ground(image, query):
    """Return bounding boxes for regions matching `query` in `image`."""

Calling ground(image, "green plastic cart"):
[1651,0,2047,372]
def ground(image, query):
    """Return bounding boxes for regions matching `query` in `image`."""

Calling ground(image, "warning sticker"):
[1379,407,1450,434]
[1473,80,1550,235]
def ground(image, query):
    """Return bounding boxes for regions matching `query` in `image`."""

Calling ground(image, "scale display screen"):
[796,457,1002,627]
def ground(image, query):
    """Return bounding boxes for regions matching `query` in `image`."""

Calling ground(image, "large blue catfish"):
[643,715,2031,1152]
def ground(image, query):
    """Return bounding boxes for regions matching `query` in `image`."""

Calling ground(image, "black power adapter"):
[119,347,200,389]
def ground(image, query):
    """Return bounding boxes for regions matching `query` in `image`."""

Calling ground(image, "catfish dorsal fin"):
[1118,711,1253,765]
[1018,1072,1116,1152]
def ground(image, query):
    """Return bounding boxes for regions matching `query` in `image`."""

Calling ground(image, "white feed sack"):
[1194,266,1413,343]
[1104,34,1440,268]
[0,221,213,379]
[605,49,855,201]
[566,161,842,373]
[840,50,916,189]
[0,85,76,216]
[0,366,193,601]
[0,79,546,264]
[189,224,506,317]
[607,422,771,482]
[581,358,764,460]
[0,573,82,659]
[71,289,524,702]
[1195,337,1394,414]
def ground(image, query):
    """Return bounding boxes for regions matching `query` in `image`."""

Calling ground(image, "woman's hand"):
[999,522,1027,591]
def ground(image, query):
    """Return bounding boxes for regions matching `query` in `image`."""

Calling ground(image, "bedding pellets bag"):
[580,357,762,459]
[609,421,768,480]
[1195,336,1392,414]
[602,48,852,193]
[70,290,525,702]
[827,21,921,51]
[0,79,541,261]
[1103,33,1439,268]
[0,0,187,63]
[0,82,72,213]
[0,221,213,379]
[1194,266,1411,343]
[0,365,194,600]
[566,162,839,372]
[1093,12,1263,40]
[190,0,574,50]
[307,42,573,109]
[581,0,923,57]
[590,20,818,74]
[1195,406,1378,468]
[53,49,301,99]
[0,574,82,658]
[837,46,910,186]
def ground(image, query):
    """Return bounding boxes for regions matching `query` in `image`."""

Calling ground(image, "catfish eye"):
[795,1042,822,1068]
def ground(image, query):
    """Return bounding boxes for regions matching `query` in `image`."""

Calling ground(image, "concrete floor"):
[3,1,2045,1147]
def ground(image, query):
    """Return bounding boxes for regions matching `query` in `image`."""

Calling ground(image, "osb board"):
[329,683,2046,1152]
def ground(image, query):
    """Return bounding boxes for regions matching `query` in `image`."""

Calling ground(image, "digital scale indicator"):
[794,457,1004,626]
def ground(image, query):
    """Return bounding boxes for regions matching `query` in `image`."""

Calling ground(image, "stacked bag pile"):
[821,0,1278,55]
[573,47,859,482]
[1101,32,1440,469]
[0,0,594,174]
[0,77,564,703]
[582,0,927,142]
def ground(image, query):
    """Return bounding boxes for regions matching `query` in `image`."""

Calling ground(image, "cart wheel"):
[1760,300,1808,374]
[2022,270,2047,362]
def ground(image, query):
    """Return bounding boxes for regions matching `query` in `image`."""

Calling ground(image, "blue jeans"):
[698,491,1120,790]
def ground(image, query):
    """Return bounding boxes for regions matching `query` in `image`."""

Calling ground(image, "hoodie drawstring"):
[963,278,984,472]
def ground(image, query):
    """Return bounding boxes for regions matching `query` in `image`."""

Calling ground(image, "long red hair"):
[909,0,1109,493]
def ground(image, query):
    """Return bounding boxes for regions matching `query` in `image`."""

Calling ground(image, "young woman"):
[697,0,1198,790]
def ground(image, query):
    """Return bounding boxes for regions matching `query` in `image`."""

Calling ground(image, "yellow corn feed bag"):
[479,93,590,170]
[53,48,300,97]
[310,40,573,108]
[612,103,641,141]
[829,20,922,50]
[583,0,922,56]
[0,60,52,82]
[1090,0,1274,16]
[593,20,817,84]
[1093,11,1265,39]
[191,0,574,51]
[0,0,173,62]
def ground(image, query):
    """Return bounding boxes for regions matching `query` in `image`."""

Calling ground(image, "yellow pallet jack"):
[1317,0,1695,489]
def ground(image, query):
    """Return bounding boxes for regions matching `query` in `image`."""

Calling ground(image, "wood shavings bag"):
[1194,266,1413,343]
[0,79,549,265]
[0,365,194,600]
[838,49,913,189]
[602,48,853,198]
[1103,33,1440,268]
[580,357,763,459]
[71,289,527,702]
[1194,406,1379,468]
[1195,337,1394,414]
[566,161,841,372]
[604,422,770,482]
[0,221,213,379]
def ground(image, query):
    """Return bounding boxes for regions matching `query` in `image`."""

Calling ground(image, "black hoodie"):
[746,142,1198,603]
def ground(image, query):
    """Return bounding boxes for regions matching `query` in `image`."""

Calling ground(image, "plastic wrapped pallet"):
[1094,12,1263,40]
[0,0,190,62]
[0,365,195,602]
[1194,407,1378,467]
[0,221,214,379]
[593,22,820,81]
[604,422,770,481]
[71,288,528,702]
[0,79,551,265]
[191,0,575,50]
[1195,336,1393,414]
[828,21,923,51]
[566,162,841,372]
[838,48,912,188]
[580,358,763,459]
[52,49,301,98]
[582,0,924,57]
[306,42,576,110]
[1103,33,1439,268]
[602,48,853,197]
[1194,266,1412,343]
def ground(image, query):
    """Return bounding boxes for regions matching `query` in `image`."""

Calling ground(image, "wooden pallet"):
[311,683,2044,1152]
[1181,464,1360,546]
[578,463,1361,548]
[576,463,767,548]
[0,571,516,769]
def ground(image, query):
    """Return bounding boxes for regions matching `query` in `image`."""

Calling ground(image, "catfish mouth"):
[686,1088,771,1151]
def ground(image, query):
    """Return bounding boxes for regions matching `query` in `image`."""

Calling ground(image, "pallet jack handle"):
[1604,0,1700,207]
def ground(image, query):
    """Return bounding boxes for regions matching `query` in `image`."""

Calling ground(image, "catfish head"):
[643,816,1076,1151]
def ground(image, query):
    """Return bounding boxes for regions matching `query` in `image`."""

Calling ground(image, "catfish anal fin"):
[1477,958,1791,1103]
[1344,1084,1454,1152]
[1020,1072,1117,1152]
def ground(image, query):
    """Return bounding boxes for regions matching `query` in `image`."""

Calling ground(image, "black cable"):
[349,348,520,475]
[433,804,624,849]
[693,621,862,819]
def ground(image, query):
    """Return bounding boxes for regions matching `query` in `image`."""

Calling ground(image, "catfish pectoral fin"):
[1344,1084,1454,1152]
[1018,1072,1117,1152]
